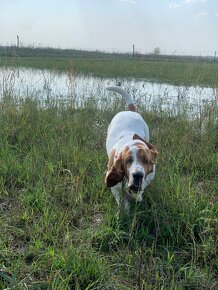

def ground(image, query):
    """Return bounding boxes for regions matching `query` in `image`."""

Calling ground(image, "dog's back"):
[106,87,149,155]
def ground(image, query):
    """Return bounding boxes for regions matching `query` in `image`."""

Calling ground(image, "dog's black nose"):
[133,172,144,185]
[128,172,144,192]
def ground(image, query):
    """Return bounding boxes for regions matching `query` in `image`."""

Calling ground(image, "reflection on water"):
[0,67,217,117]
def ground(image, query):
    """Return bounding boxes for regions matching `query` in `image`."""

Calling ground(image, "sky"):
[0,0,218,56]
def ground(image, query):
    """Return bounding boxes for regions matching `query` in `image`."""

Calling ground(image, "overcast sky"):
[0,0,217,56]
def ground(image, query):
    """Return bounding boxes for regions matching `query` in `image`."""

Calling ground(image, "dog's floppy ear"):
[105,151,124,188]
[133,133,158,161]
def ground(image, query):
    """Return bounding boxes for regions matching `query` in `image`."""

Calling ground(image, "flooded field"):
[0,67,217,117]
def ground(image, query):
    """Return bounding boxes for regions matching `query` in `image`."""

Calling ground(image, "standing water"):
[0,67,217,117]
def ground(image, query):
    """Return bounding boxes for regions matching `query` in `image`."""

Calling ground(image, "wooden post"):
[17,35,19,48]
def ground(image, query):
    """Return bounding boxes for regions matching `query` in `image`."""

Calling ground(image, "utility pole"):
[133,44,135,57]
[17,35,19,48]
[214,51,216,62]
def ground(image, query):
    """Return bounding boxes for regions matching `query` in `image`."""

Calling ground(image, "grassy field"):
[1,46,218,87]
[0,71,217,289]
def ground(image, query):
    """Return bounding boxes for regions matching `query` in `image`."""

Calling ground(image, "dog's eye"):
[126,157,133,164]
[141,157,148,164]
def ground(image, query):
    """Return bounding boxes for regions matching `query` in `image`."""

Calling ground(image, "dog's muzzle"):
[128,172,144,192]
[128,165,156,194]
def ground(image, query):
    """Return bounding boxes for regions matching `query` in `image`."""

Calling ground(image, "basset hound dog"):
[105,86,158,213]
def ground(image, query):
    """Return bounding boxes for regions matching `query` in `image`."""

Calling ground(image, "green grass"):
[1,48,218,87]
[0,85,217,289]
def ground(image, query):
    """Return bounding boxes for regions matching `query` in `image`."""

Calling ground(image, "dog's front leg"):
[122,197,130,214]
[111,183,130,214]
[111,183,122,206]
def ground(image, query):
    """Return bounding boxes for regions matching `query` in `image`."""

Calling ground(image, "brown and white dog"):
[105,86,158,213]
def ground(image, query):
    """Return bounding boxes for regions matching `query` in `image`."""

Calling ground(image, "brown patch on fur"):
[133,134,158,159]
[107,149,116,172]
[121,146,132,180]
[137,146,154,174]
[127,103,136,112]
[105,150,125,188]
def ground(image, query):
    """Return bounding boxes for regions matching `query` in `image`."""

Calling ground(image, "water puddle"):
[0,67,217,117]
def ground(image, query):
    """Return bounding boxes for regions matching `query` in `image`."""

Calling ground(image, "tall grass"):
[0,70,217,289]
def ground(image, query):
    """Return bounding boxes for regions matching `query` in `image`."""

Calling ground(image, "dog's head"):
[105,134,158,201]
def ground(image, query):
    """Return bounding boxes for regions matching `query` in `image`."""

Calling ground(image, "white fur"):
[106,112,149,155]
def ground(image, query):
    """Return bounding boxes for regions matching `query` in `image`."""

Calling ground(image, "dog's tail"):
[106,86,136,112]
